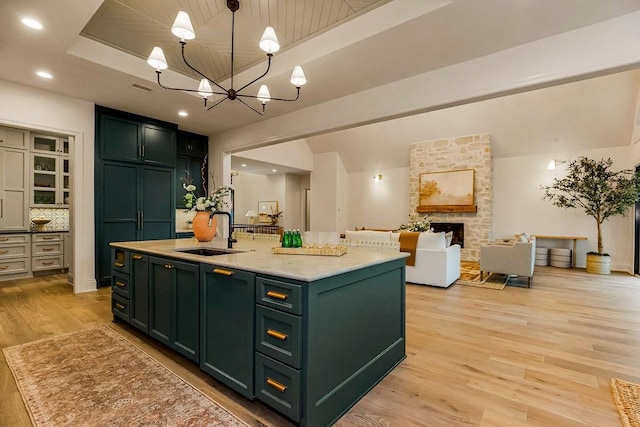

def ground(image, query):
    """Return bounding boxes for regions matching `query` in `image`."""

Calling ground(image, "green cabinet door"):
[99,115,140,163]
[130,253,149,333]
[141,166,175,240]
[143,124,176,167]
[200,265,255,398]
[149,256,200,362]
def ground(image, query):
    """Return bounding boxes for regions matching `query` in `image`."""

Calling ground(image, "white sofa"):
[344,230,461,288]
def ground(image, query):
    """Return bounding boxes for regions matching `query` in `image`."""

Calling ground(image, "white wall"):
[0,79,95,293]
[310,152,348,232]
[232,172,285,223]
[347,167,410,231]
[233,139,314,172]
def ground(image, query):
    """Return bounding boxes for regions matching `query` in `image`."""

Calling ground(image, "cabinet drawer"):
[32,233,63,242]
[112,293,130,323]
[256,305,302,369]
[32,255,63,271]
[256,277,302,315]
[0,243,29,259]
[255,353,301,422]
[0,258,29,275]
[32,241,63,256]
[0,234,30,245]
[111,271,130,298]
[111,249,130,274]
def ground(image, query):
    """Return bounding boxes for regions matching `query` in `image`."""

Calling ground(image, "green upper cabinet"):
[176,130,208,208]
[96,106,176,167]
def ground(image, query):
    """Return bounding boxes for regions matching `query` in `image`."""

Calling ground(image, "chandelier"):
[146,0,307,115]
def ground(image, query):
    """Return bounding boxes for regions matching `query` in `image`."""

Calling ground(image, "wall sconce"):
[547,159,566,170]
[245,209,257,224]
[373,174,382,182]
[230,170,239,183]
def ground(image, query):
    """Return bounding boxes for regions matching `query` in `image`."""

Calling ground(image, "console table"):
[533,235,587,268]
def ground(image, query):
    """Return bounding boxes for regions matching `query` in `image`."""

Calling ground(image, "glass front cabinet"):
[30,134,69,207]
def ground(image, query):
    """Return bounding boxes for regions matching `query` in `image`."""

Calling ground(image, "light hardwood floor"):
[1,267,638,426]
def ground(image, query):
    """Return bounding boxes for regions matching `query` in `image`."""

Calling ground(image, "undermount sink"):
[174,248,241,256]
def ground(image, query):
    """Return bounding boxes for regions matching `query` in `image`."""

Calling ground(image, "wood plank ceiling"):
[80,0,390,83]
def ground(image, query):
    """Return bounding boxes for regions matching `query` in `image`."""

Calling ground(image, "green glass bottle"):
[294,229,302,248]
[282,230,291,248]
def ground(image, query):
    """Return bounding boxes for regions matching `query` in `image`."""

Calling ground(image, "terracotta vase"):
[192,211,217,242]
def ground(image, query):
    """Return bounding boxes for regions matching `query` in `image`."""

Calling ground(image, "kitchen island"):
[109,237,407,427]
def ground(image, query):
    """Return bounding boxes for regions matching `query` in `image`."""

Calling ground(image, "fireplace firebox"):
[430,222,464,248]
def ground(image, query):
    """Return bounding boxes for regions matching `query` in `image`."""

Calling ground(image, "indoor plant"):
[399,214,432,232]
[541,156,640,274]
[183,173,231,242]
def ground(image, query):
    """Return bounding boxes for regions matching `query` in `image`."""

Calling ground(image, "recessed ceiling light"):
[178,111,188,117]
[36,71,53,79]
[241,164,247,167]
[22,18,43,30]
[272,169,277,172]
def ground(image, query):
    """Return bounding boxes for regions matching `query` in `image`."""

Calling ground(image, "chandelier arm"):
[236,87,301,102]
[180,42,228,93]
[205,97,229,111]
[155,71,228,96]
[235,54,273,93]
[237,97,265,115]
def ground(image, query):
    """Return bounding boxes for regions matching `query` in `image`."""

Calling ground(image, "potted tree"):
[542,157,640,274]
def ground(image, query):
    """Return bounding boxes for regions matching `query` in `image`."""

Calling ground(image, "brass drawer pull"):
[115,303,126,310]
[266,290,288,300]
[42,247,54,251]
[267,329,288,341]
[0,250,8,254]
[213,268,233,276]
[132,255,143,260]
[114,262,124,267]
[43,261,54,265]
[266,378,287,393]
[115,281,126,288]
[164,264,174,269]
[0,238,8,242]
[0,265,8,270]
[42,236,55,240]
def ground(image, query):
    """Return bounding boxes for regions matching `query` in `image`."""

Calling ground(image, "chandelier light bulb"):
[290,66,307,87]
[257,85,271,103]
[171,11,195,40]
[197,79,212,98]
[259,27,280,53]
[147,47,168,70]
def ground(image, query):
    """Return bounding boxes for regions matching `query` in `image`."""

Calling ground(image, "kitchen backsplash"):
[29,208,69,230]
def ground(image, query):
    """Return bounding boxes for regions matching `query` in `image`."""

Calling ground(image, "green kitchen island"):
[109,237,407,427]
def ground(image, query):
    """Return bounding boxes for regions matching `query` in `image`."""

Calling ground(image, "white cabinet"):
[30,134,69,207]
[0,233,31,279]
[0,147,29,231]
[31,233,64,272]
[63,231,71,269]
[0,126,29,149]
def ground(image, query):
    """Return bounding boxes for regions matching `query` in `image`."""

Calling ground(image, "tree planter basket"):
[586,253,611,275]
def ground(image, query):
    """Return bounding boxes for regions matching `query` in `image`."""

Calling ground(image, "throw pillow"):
[516,233,528,243]
[445,231,453,247]
[417,231,446,250]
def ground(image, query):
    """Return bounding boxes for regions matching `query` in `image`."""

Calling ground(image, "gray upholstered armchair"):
[479,236,536,287]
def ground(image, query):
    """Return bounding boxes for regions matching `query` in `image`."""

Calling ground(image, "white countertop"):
[110,237,408,282]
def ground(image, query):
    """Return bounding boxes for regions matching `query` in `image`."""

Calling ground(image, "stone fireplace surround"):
[409,134,492,261]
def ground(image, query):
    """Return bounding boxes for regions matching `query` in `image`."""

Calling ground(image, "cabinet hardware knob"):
[0,238,8,242]
[114,262,124,267]
[164,264,174,269]
[0,250,8,254]
[0,265,8,270]
[43,261,54,265]
[213,268,233,276]
[266,378,287,393]
[115,281,125,287]
[132,255,143,260]
[266,329,288,341]
[115,303,125,310]
[266,290,288,300]
[42,248,54,251]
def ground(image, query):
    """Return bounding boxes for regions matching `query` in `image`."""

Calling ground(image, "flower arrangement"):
[399,214,432,232]
[182,172,231,213]
[266,209,283,225]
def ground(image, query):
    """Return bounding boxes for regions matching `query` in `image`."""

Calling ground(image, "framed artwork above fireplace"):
[417,169,477,213]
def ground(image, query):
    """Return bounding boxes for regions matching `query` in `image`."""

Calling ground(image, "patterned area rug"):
[455,261,508,290]
[611,377,640,427]
[3,325,248,427]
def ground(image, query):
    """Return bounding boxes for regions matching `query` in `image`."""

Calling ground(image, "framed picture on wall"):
[258,201,278,223]
[417,169,477,213]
